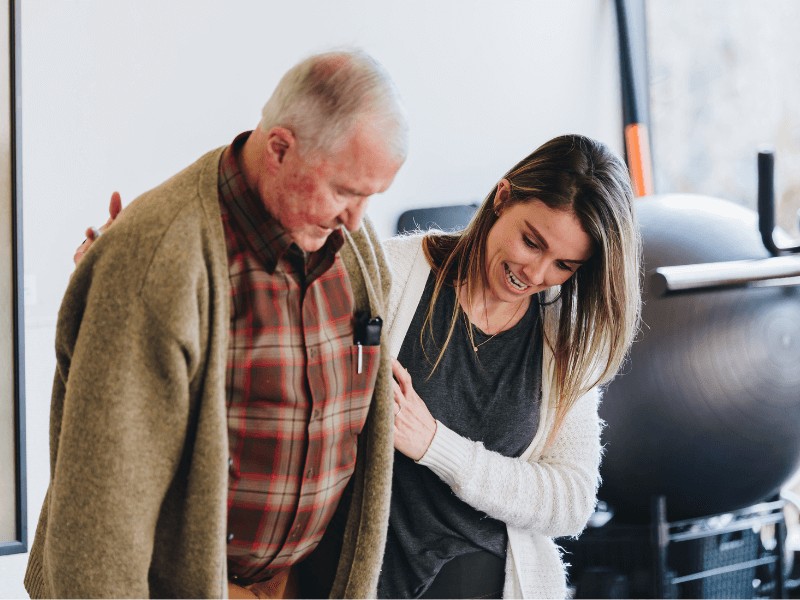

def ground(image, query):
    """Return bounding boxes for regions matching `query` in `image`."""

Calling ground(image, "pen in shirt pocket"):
[353,312,382,374]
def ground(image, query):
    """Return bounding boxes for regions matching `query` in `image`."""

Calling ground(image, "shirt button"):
[312,408,321,420]
[306,468,315,478]
[227,532,234,543]
[309,347,318,358]
[228,457,234,468]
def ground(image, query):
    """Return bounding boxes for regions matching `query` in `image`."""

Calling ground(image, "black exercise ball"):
[598,194,800,522]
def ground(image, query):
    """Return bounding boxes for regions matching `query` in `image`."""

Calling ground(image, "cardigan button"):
[227,532,234,543]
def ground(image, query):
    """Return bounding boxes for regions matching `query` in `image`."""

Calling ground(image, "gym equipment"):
[598,189,800,522]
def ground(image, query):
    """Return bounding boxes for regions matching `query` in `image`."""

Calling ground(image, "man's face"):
[268,123,402,253]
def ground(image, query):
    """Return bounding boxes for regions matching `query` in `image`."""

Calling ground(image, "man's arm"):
[44,235,196,597]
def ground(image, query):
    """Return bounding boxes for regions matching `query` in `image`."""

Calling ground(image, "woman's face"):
[484,180,593,305]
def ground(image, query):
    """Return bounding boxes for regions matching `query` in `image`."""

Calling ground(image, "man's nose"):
[340,198,370,232]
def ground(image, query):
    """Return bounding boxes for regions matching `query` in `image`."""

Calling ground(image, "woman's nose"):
[523,259,548,287]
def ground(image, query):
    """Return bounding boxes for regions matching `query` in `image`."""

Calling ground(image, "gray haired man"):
[26,49,406,598]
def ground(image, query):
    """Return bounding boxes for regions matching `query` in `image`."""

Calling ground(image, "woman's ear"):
[493,179,511,216]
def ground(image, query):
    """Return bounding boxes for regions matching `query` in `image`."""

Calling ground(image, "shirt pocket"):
[348,344,381,435]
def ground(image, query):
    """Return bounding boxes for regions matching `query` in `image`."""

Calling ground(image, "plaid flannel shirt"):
[219,134,379,583]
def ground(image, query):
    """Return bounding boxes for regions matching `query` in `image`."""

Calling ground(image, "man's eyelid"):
[338,186,367,198]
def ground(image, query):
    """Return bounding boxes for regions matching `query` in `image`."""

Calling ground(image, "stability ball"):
[598,194,800,522]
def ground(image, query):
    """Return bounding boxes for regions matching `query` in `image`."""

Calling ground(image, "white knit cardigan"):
[383,234,603,599]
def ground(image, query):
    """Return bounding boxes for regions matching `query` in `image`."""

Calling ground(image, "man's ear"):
[266,126,295,165]
[493,179,511,215]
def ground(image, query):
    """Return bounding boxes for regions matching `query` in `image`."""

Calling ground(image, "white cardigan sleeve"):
[418,387,602,538]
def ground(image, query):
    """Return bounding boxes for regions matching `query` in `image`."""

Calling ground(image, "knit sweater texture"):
[24,147,395,598]
[383,234,603,599]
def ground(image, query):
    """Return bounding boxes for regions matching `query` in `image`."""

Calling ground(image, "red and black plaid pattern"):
[218,134,379,583]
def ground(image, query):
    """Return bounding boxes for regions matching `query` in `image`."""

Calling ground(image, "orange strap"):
[624,123,654,197]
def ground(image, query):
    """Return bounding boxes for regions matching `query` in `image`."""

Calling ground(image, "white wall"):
[1,1,622,595]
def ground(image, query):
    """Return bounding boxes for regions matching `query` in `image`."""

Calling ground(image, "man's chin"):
[293,234,329,253]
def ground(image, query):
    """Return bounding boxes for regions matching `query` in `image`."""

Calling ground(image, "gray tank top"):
[378,272,543,598]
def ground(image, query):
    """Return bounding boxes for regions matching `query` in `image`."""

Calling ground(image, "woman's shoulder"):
[384,233,433,353]
[382,232,427,275]
[383,232,425,253]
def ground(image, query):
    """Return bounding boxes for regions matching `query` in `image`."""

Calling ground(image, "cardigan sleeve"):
[418,387,602,538]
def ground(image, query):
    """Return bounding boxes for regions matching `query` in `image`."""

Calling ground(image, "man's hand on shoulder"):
[73,191,123,264]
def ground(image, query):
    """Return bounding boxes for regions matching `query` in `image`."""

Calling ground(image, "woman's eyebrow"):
[524,220,550,250]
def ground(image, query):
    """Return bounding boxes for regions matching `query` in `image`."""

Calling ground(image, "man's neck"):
[239,128,274,211]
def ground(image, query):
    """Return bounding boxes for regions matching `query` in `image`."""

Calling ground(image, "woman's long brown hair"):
[420,134,642,447]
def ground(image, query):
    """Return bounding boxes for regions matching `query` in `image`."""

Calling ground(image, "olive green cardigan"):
[24,147,394,598]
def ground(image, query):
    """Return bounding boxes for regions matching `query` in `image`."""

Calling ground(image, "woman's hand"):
[392,358,437,461]
[73,191,123,264]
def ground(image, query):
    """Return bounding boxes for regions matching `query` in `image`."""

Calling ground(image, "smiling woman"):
[380,133,642,598]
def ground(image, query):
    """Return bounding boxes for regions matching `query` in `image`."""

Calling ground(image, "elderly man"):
[25,49,407,598]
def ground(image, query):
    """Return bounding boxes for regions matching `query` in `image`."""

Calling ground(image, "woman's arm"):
[73,192,123,263]
[391,356,602,538]
[418,389,602,538]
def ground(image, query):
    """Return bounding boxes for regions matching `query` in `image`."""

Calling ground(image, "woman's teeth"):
[504,264,529,291]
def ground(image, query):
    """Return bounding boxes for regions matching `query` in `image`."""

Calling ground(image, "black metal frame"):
[757,150,800,255]
[0,0,26,557]
[563,496,788,598]
[651,496,786,599]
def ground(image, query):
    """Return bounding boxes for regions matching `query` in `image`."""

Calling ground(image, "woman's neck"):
[456,282,530,335]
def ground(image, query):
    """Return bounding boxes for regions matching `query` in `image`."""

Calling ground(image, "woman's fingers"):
[100,191,123,231]
[392,379,406,422]
[392,358,413,395]
[391,358,406,381]
[392,379,404,403]
[73,237,92,264]
[109,191,123,220]
[73,192,124,265]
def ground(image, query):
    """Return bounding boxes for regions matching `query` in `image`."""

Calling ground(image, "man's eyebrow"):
[524,219,588,265]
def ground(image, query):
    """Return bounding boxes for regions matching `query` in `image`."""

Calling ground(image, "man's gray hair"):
[259,49,408,161]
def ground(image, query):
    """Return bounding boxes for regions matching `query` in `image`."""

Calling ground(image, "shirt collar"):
[218,131,344,273]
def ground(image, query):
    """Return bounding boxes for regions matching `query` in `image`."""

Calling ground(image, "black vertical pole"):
[615,0,654,197]
[651,495,669,599]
